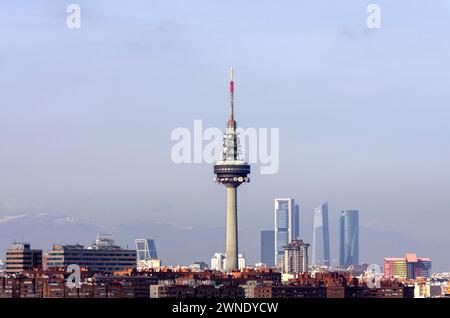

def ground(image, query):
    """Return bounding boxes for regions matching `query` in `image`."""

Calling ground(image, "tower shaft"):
[214,67,250,272]
[225,185,238,270]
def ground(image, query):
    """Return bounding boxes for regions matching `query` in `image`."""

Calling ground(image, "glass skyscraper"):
[339,209,359,267]
[312,202,330,267]
[135,239,158,261]
[274,198,299,268]
[260,230,275,267]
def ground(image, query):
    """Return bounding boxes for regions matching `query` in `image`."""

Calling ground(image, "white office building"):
[274,198,299,268]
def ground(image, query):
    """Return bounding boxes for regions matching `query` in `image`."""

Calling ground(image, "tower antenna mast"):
[229,66,235,124]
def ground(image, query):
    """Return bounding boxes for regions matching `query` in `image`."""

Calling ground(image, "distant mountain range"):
[0,212,448,271]
[0,212,113,252]
[0,211,247,266]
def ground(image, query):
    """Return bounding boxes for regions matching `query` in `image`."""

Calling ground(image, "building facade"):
[135,239,158,260]
[312,202,330,267]
[260,230,275,267]
[45,235,136,273]
[211,253,246,271]
[190,262,209,271]
[5,243,42,273]
[211,253,226,271]
[384,253,431,279]
[384,258,407,278]
[339,209,359,267]
[283,239,309,274]
[274,198,299,268]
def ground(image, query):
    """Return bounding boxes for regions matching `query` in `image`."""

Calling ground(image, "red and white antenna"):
[228,66,235,127]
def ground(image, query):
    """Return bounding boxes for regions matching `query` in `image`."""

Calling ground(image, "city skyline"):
[0,1,449,272]
[0,201,447,271]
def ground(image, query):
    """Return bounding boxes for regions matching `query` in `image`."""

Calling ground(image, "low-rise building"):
[45,235,136,273]
[150,284,245,298]
[384,253,431,279]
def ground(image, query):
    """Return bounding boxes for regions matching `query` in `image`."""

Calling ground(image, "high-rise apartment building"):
[45,234,136,273]
[238,254,247,270]
[283,239,309,274]
[312,202,330,267]
[384,253,431,279]
[339,209,359,267]
[274,198,299,268]
[260,230,275,267]
[5,243,42,273]
[211,253,226,271]
[210,252,246,271]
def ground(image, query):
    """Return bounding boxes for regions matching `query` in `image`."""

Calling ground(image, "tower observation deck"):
[214,67,250,271]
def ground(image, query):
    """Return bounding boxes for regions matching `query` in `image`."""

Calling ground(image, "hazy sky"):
[1,1,450,264]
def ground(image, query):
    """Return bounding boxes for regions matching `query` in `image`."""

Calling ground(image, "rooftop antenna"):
[228,66,235,128]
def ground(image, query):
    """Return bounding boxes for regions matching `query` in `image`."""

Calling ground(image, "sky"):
[0,1,449,268]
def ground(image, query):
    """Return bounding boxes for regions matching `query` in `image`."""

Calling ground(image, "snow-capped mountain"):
[0,212,113,255]
[0,211,248,266]
[0,211,448,271]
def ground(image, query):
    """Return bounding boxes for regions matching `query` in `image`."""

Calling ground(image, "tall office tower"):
[312,202,331,267]
[5,243,42,273]
[135,239,158,260]
[135,238,159,271]
[260,230,275,267]
[283,239,310,274]
[274,198,299,268]
[214,67,250,271]
[294,204,300,240]
[339,209,359,267]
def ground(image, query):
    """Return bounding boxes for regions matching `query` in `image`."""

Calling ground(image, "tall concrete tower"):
[214,67,250,271]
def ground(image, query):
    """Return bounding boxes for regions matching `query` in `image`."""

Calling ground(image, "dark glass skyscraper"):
[312,202,330,267]
[260,230,275,267]
[339,209,359,267]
